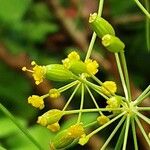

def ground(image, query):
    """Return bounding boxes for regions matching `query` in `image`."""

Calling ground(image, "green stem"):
[120,52,132,101]
[115,53,129,101]
[0,146,7,150]
[137,107,150,111]
[77,84,85,123]
[58,80,78,92]
[85,85,103,115]
[131,117,138,150]
[135,116,150,146]
[64,108,123,115]
[101,116,126,150]
[134,111,150,124]
[85,0,104,60]
[134,0,150,19]
[114,122,126,150]
[84,121,97,128]
[133,85,150,106]
[86,112,126,138]
[145,0,150,51]
[122,115,130,150]
[0,103,43,150]
[62,83,81,111]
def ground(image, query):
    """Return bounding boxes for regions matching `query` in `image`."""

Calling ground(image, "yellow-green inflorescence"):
[22,5,150,150]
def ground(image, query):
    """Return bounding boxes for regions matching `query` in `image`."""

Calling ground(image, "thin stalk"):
[131,117,138,150]
[135,116,150,146]
[101,116,126,150]
[145,0,150,51]
[58,80,78,92]
[122,115,130,150]
[134,0,150,19]
[0,103,43,150]
[134,111,150,124]
[64,108,123,115]
[85,85,103,115]
[84,121,97,128]
[85,0,104,60]
[86,112,126,138]
[0,146,6,150]
[115,122,126,150]
[140,91,150,101]
[77,84,85,123]
[133,85,150,106]
[115,53,129,101]
[62,83,81,111]
[137,107,150,111]
[91,75,115,96]
[120,52,132,101]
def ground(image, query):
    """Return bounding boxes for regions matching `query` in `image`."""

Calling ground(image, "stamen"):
[22,67,33,73]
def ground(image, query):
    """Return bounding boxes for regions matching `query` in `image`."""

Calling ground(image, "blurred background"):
[0,0,149,149]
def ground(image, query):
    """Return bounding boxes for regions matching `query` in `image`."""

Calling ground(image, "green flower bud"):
[37,109,63,126]
[69,60,87,75]
[50,129,74,149]
[45,64,75,82]
[102,34,125,53]
[89,13,115,38]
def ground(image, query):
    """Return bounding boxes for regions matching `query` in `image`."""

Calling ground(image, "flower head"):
[28,95,44,109]
[22,61,46,85]
[78,134,89,145]
[85,59,99,75]
[49,89,60,98]
[97,115,110,125]
[47,122,60,132]
[101,81,117,95]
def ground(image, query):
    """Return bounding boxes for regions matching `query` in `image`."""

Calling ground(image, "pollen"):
[68,123,85,138]
[49,89,60,98]
[97,115,110,125]
[101,81,117,95]
[28,95,44,109]
[85,59,99,75]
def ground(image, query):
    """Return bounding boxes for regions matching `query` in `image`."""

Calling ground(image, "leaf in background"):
[0,0,32,23]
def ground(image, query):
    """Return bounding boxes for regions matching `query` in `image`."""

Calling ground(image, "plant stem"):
[120,52,132,101]
[137,107,150,111]
[134,111,150,124]
[122,115,130,150]
[62,83,81,111]
[134,0,150,19]
[58,80,78,92]
[101,116,126,150]
[135,116,150,146]
[0,103,43,150]
[85,85,103,115]
[86,112,126,138]
[133,85,150,106]
[77,84,85,123]
[131,117,138,150]
[84,121,97,128]
[114,122,126,150]
[64,108,123,115]
[115,53,129,101]
[85,0,104,60]
[0,146,7,150]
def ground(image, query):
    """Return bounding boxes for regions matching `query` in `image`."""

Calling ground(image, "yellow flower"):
[97,115,110,125]
[22,61,46,85]
[101,81,117,95]
[49,89,60,98]
[85,59,99,75]
[47,122,60,132]
[28,95,44,109]
[68,51,80,61]
[106,96,121,108]
[67,123,85,138]
[78,134,89,145]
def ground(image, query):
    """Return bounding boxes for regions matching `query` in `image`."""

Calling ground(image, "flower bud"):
[102,34,125,53]
[50,129,74,149]
[78,134,89,146]
[37,109,63,126]
[47,122,60,132]
[45,64,75,82]
[89,13,115,38]
[49,89,60,98]
[97,115,110,125]
[107,96,122,108]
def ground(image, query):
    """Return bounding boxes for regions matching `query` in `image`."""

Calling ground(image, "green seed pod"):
[69,60,87,75]
[45,64,75,82]
[37,109,63,126]
[51,129,74,149]
[89,13,115,38]
[102,34,125,53]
